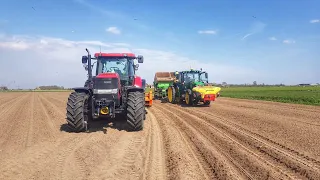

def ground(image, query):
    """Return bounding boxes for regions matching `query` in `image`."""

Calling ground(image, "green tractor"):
[153,72,175,99]
[167,69,221,106]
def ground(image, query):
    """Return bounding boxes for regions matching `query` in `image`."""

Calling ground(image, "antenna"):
[99,45,102,56]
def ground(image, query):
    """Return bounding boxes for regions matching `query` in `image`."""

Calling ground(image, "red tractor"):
[66,48,146,132]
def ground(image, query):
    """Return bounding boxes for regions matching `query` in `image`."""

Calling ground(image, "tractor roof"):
[180,69,204,73]
[96,72,120,79]
[94,53,136,58]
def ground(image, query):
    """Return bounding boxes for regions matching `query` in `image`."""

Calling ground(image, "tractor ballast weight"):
[66,49,146,132]
[167,69,221,106]
[153,72,175,99]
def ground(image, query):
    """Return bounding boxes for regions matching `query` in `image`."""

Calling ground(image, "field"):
[220,86,320,106]
[0,92,320,180]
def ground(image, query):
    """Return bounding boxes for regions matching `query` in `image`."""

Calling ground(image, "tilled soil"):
[0,92,319,180]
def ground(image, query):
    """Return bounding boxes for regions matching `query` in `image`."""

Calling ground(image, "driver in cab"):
[102,61,126,78]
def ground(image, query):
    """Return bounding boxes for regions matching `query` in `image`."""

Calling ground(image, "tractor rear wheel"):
[127,91,145,131]
[167,86,175,103]
[66,92,91,132]
[174,86,181,104]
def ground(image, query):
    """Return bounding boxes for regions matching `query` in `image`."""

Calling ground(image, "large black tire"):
[185,89,194,106]
[174,86,181,104]
[84,80,89,87]
[204,101,211,106]
[126,91,145,131]
[66,92,91,132]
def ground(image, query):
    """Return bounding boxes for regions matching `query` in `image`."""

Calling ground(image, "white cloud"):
[0,34,129,50]
[269,37,277,41]
[106,27,121,35]
[283,39,296,44]
[198,30,217,34]
[242,21,267,40]
[310,19,319,23]
[242,33,253,40]
[0,33,259,88]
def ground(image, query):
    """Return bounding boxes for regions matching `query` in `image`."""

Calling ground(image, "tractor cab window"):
[184,72,200,82]
[97,58,129,80]
[200,72,208,83]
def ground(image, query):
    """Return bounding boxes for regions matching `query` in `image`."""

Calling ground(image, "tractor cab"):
[94,53,143,86]
[82,53,143,87]
[174,69,209,89]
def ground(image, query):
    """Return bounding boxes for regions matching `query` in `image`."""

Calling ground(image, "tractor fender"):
[73,87,92,94]
[126,87,144,93]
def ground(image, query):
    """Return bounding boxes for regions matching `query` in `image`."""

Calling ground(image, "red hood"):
[96,73,120,79]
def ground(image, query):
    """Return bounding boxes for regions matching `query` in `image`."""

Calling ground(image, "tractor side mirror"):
[137,55,144,63]
[134,64,139,70]
[205,72,208,79]
[82,56,88,64]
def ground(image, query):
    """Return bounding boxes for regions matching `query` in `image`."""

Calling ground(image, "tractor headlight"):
[111,89,117,94]
[93,89,118,94]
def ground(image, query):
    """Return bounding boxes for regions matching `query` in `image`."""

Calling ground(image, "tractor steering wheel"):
[107,67,120,72]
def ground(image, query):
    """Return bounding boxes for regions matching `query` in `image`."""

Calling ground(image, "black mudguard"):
[126,86,144,93]
[72,87,92,94]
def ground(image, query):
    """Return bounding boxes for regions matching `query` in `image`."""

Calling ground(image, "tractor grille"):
[93,78,118,89]
[93,78,120,106]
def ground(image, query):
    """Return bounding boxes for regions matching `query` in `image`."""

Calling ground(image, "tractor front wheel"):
[66,92,91,132]
[185,89,194,106]
[127,91,145,131]
[204,101,211,106]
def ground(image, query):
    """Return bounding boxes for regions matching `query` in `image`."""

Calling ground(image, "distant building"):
[298,84,311,86]
[0,86,8,91]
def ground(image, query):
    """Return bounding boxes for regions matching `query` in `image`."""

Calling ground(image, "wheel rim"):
[168,87,173,102]
[185,92,189,104]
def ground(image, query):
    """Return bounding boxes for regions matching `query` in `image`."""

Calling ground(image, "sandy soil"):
[0,92,319,180]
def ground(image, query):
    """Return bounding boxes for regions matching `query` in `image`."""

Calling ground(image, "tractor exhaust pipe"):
[86,48,92,81]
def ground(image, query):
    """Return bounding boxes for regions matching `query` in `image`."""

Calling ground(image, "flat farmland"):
[220,86,320,106]
[0,92,320,180]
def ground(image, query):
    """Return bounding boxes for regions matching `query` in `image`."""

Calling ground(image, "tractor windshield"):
[96,57,131,80]
[184,72,200,82]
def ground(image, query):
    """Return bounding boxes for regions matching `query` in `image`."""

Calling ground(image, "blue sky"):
[0,0,319,88]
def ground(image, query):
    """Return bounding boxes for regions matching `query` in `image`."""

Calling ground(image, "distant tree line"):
[211,81,287,87]
[1,85,74,91]
[36,85,65,90]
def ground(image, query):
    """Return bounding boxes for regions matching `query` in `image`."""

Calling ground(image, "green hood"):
[194,81,205,86]
[155,82,172,90]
